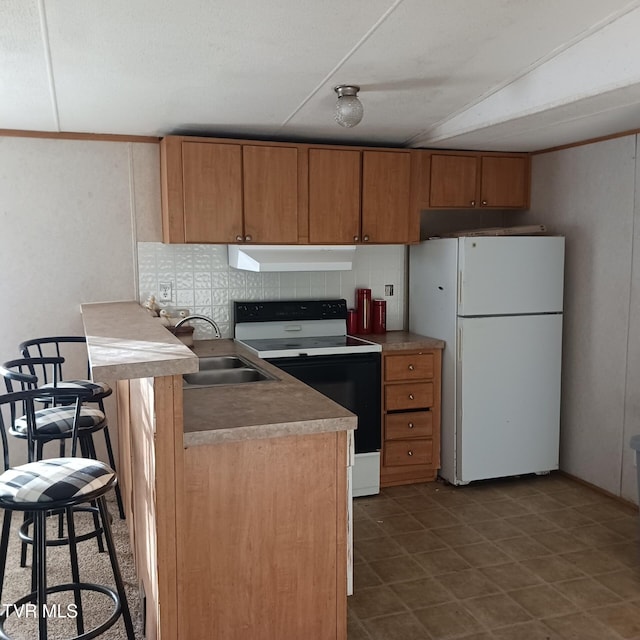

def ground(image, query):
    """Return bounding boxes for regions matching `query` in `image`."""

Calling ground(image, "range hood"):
[228,245,356,272]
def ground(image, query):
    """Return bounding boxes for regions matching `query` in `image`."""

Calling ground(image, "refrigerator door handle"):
[457,326,462,361]
[458,270,463,309]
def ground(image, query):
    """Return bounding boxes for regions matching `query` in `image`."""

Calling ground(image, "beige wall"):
[0,135,161,463]
[526,135,640,502]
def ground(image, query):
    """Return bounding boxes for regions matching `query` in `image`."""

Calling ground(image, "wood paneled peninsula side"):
[81,301,356,640]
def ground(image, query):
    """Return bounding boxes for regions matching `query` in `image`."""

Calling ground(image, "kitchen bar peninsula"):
[81,301,356,640]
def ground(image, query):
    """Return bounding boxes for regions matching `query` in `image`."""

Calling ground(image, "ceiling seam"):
[278,0,406,128]
[37,0,61,132]
[403,0,640,147]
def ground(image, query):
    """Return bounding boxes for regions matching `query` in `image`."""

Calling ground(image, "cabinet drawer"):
[385,411,433,440]
[384,439,433,467]
[385,382,433,411]
[385,353,434,382]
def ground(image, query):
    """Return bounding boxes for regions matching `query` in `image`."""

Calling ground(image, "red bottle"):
[356,288,372,334]
[372,299,386,334]
[347,308,358,335]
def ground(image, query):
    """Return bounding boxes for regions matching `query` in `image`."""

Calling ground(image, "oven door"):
[266,352,381,454]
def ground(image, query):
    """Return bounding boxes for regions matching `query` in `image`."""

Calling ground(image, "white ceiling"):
[3,0,640,152]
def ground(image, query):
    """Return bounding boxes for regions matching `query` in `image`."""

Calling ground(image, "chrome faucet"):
[174,314,222,339]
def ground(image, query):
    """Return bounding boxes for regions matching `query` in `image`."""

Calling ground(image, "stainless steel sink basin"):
[197,356,246,371]
[183,355,275,388]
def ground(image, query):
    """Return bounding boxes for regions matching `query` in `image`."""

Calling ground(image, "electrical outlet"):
[384,284,394,296]
[158,282,172,302]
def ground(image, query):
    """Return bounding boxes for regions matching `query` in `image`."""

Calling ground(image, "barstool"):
[20,337,125,520]
[0,358,109,564]
[0,388,135,640]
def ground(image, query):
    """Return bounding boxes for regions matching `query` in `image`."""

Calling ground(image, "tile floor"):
[349,473,640,639]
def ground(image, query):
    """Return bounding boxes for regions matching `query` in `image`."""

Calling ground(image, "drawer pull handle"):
[408,364,415,371]
[407,450,413,456]
[408,394,414,400]
[408,422,414,429]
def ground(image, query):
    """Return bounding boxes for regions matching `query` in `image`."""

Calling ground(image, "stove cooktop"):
[236,334,382,358]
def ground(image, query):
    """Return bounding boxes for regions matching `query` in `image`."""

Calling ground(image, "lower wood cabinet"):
[380,349,442,487]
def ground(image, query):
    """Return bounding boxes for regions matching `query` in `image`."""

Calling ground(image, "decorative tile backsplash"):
[137,243,406,339]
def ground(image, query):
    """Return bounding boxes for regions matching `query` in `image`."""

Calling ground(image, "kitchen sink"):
[183,355,275,388]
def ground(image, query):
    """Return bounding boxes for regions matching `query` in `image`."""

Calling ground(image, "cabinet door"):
[361,151,412,243]
[429,154,478,208]
[480,156,529,208]
[308,148,361,243]
[182,142,243,243]
[243,145,299,243]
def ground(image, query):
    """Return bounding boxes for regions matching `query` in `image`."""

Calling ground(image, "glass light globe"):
[334,85,364,128]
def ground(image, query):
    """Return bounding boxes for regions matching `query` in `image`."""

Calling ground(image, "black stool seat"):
[0,458,115,507]
[14,406,106,437]
[39,379,111,399]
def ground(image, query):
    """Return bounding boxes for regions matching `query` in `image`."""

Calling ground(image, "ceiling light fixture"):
[334,85,363,128]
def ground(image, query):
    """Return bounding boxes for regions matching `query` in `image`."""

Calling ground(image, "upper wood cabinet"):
[307,147,420,244]
[426,151,530,209]
[161,137,300,244]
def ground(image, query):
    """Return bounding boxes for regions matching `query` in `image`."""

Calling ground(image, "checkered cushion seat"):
[40,379,112,398]
[0,458,115,506]
[14,406,106,436]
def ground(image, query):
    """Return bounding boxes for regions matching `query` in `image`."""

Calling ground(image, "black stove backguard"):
[234,299,348,324]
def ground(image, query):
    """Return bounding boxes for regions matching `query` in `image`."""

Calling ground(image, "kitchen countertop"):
[81,301,199,380]
[183,340,355,447]
[80,301,356,447]
[356,330,445,351]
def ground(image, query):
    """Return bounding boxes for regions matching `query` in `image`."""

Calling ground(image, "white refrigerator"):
[409,236,565,485]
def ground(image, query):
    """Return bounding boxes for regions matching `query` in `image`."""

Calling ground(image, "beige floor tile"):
[568,523,626,547]
[462,486,511,503]
[505,512,558,534]
[530,475,578,494]
[354,518,388,541]
[453,541,513,568]
[354,562,383,590]
[514,493,567,513]
[561,548,627,575]
[595,569,640,600]
[363,611,430,640]
[492,620,563,640]
[391,494,438,513]
[368,556,426,584]
[543,611,624,639]
[431,524,486,547]
[348,585,407,620]
[482,499,532,518]
[429,491,480,508]
[550,487,605,507]
[588,602,640,638]
[519,554,586,582]
[555,576,622,609]
[530,530,589,554]
[601,542,640,568]
[376,513,425,535]
[542,507,596,529]
[493,535,553,561]
[462,592,532,628]
[347,614,372,640]
[479,561,542,591]
[414,602,484,639]
[602,517,640,541]
[470,518,523,541]
[357,535,405,562]
[357,497,410,519]
[412,507,462,529]
[450,503,499,523]
[414,548,471,576]
[389,576,454,609]
[573,501,637,523]
[507,584,577,618]
[457,633,494,640]
[381,484,423,498]
[435,568,501,599]
[392,529,449,554]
